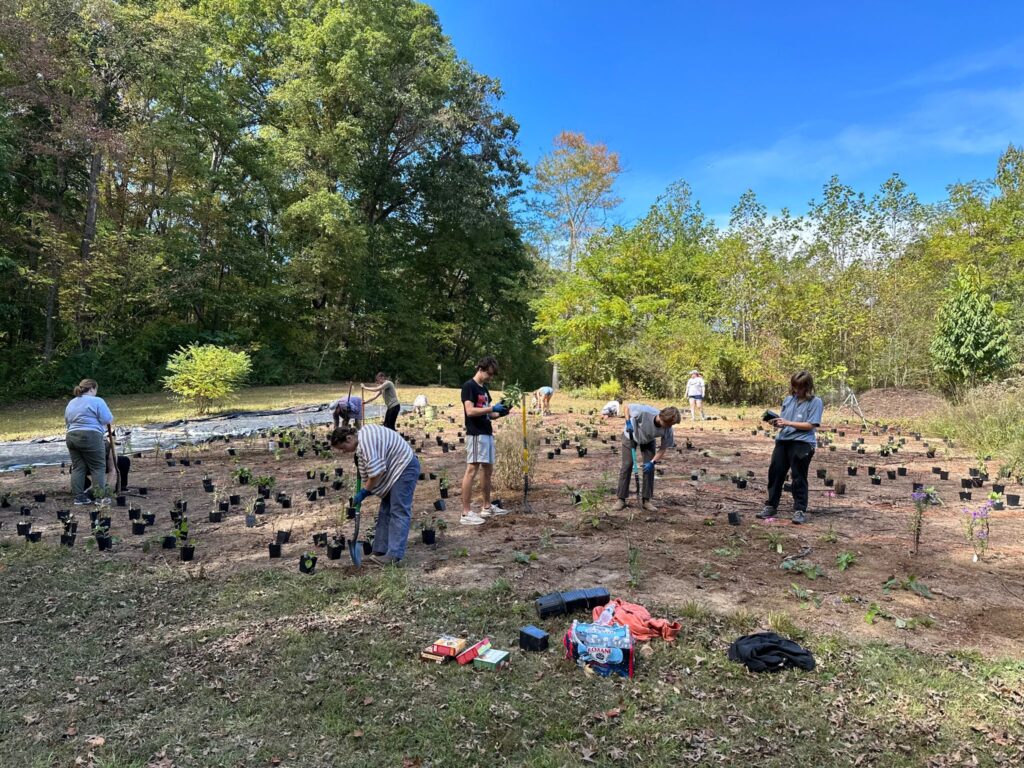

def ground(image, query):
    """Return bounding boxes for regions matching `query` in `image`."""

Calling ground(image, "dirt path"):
[3,398,1021,659]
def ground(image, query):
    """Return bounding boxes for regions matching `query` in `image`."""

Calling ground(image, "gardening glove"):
[491,403,509,417]
[625,418,634,433]
[353,488,371,506]
[643,460,656,474]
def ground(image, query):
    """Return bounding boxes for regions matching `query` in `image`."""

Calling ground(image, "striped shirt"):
[356,424,415,497]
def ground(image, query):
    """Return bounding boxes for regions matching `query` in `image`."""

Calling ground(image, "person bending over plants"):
[329,423,420,567]
[330,394,363,430]
[615,404,681,513]
[460,356,511,525]
[758,371,824,525]
[65,379,115,506]
[362,372,401,430]
[531,386,554,415]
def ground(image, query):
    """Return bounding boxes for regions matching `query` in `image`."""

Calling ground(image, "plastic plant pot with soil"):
[327,539,345,559]
[268,542,282,558]
[180,544,195,562]
[162,534,177,549]
[299,552,318,574]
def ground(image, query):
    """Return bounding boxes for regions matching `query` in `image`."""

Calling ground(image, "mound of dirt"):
[848,388,947,423]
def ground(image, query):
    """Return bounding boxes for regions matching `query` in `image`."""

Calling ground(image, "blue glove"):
[491,403,509,417]
[353,488,371,506]
[643,460,656,474]
[625,418,634,432]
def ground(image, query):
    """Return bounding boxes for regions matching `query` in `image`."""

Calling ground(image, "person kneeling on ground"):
[601,397,623,419]
[615,404,681,512]
[460,355,511,525]
[65,378,115,506]
[531,386,554,415]
[330,424,420,567]
[757,371,823,525]
[331,394,363,430]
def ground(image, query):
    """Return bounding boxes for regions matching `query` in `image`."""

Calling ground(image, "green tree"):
[930,273,1013,398]
[163,344,253,414]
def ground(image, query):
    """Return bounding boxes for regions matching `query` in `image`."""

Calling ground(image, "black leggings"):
[766,440,815,512]
[384,404,400,431]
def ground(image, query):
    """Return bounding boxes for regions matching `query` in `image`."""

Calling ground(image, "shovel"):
[349,455,364,566]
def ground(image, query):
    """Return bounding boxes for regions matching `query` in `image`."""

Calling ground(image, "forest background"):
[1,0,1021,405]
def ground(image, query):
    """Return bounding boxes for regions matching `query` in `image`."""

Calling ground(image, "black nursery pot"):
[33,493,46,503]
[547,452,555,460]
[268,542,282,558]
[1006,493,1020,507]
[276,530,291,545]
[96,535,112,551]
[162,535,177,549]
[128,508,142,521]
[897,467,908,477]
[327,542,344,560]
[961,478,973,489]
[306,490,318,502]
[27,531,42,542]
[331,479,344,491]
[959,491,972,501]
[312,532,328,547]
[20,506,31,516]
[847,467,857,476]
[138,487,148,496]
[887,470,897,480]
[421,529,436,545]
[218,500,229,512]
[61,533,76,547]
[16,521,31,536]
[824,478,835,487]
[209,511,223,523]
[736,479,747,489]
[335,467,344,477]
[871,477,882,485]
[939,471,949,480]
[116,495,126,507]
[912,482,924,491]
[229,494,241,506]
[433,499,446,512]
[180,545,195,562]
[816,468,827,479]
[132,521,147,535]
[281,498,292,509]
[727,511,740,526]
[992,483,1005,494]
[143,512,156,526]
[440,487,449,499]
[317,486,326,498]
[362,541,372,555]
[346,505,356,519]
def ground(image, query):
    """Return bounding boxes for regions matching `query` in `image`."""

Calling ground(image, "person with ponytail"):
[64,379,114,505]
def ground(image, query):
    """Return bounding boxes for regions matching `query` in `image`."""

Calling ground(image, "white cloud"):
[697,84,1024,190]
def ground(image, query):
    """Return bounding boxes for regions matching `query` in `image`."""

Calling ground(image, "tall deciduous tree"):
[530,131,621,271]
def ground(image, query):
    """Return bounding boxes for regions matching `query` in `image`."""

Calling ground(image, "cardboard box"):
[420,649,450,664]
[456,637,490,665]
[473,648,510,670]
[430,635,469,657]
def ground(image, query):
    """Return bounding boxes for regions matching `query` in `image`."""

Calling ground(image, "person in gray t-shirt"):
[757,371,824,525]
[614,404,681,512]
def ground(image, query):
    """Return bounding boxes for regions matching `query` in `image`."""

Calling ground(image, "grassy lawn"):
[1,544,1021,768]
[0,384,463,441]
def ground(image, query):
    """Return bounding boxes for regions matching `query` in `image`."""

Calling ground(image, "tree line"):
[2,0,1020,406]
[531,141,1024,403]
[0,0,546,401]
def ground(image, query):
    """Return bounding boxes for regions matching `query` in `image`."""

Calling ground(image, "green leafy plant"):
[781,559,823,580]
[627,546,642,588]
[163,343,252,414]
[233,466,253,484]
[836,551,857,571]
[499,382,524,409]
[255,475,276,490]
[765,530,784,554]
[883,574,933,599]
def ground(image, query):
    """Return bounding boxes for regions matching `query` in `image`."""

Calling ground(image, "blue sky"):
[430,1,1024,224]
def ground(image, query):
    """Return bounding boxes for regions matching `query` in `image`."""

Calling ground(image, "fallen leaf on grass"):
[86,735,105,747]
[581,746,596,763]
[402,759,422,768]
[352,729,364,739]
[64,726,78,739]
[362,696,374,706]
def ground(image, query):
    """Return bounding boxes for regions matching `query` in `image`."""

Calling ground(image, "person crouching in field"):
[330,424,420,567]
[758,371,823,525]
[614,404,681,513]
[331,394,363,430]
[531,386,554,415]
[601,397,623,418]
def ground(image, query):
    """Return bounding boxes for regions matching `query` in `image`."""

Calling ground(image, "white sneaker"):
[460,512,486,526]
[482,504,509,516]
[478,507,492,518]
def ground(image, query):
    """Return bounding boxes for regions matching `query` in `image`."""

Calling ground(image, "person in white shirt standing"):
[686,370,706,421]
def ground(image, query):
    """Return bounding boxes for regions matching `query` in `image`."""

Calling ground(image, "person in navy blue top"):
[757,371,824,525]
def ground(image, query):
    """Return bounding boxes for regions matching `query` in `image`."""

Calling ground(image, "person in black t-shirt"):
[459,356,510,525]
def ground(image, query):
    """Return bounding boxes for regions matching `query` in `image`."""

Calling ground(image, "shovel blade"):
[349,540,363,566]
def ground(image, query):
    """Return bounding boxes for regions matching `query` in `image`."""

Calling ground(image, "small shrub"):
[163,344,252,414]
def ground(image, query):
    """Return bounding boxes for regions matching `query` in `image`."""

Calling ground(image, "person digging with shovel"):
[330,424,420,567]
[615,405,680,512]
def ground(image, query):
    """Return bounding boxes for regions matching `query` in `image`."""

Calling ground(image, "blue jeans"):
[373,457,419,560]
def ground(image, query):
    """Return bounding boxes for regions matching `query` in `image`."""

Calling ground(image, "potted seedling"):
[299,551,318,574]
[233,466,253,485]
[438,470,450,499]
[988,491,1004,511]
[142,511,156,526]
[244,498,258,527]
[897,465,908,477]
[180,537,195,562]
[847,464,857,477]
[870,474,882,486]
[0,492,10,509]
[94,524,113,551]
[202,474,214,493]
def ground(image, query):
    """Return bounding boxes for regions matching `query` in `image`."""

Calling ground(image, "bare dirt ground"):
[3,392,1022,660]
